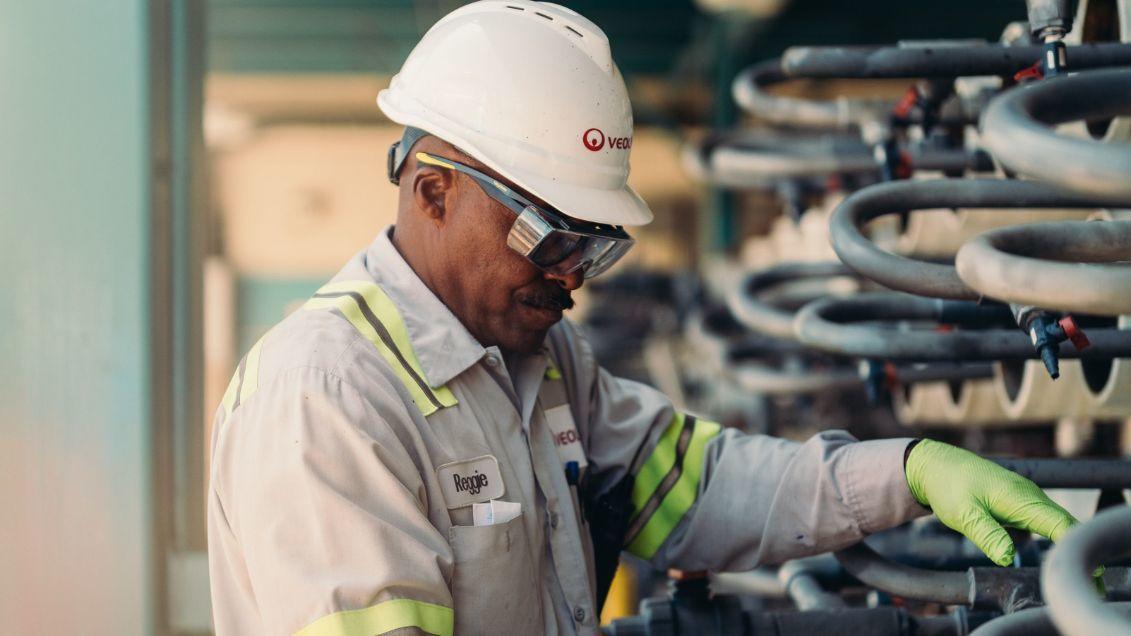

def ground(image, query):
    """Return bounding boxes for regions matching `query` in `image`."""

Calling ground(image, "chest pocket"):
[448,516,542,633]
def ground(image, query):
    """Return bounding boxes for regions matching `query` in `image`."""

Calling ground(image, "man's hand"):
[904,439,1078,566]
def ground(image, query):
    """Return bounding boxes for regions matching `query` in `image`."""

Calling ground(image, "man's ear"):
[411,166,453,226]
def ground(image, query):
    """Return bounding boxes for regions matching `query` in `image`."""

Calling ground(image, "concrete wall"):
[0,1,155,633]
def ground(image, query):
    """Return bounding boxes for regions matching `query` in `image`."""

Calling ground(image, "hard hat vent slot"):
[506,5,524,11]
[564,26,583,38]
[535,11,553,20]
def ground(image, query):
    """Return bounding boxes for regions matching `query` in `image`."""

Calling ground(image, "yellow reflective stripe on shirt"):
[220,332,268,421]
[625,413,722,560]
[220,367,240,418]
[303,280,458,416]
[294,598,453,636]
[239,336,265,406]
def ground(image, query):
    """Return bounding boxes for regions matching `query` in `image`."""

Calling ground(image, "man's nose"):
[545,267,584,291]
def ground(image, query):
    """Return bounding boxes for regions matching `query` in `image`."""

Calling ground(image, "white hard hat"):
[377,0,653,226]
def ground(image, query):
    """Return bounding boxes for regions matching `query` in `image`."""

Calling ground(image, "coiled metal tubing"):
[686,131,987,188]
[981,68,1131,203]
[726,261,858,340]
[828,179,1109,300]
[970,603,1131,636]
[1042,506,1131,636]
[781,41,1131,79]
[956,220,1131,316]
[733,59,907,128]
[793,292,1131,360]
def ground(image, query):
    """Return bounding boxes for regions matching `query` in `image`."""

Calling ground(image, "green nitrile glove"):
[904,439,1078,567]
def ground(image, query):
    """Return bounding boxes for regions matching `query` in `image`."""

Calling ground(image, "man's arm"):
[209,366,453,636]
[553,319,1074,574]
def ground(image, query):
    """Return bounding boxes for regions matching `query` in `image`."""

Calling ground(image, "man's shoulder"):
[241,300,406,406]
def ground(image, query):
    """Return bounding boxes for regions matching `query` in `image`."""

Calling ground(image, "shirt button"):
[573,606,587,623]
[484,355,499,367]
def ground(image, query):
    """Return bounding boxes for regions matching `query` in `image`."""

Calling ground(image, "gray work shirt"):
[207,227,924,635]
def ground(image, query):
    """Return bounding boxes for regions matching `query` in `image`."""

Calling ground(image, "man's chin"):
[517,301,564,330]
[498,323,556,356]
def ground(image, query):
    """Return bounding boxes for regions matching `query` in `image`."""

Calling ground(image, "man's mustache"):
[518,286,575,312]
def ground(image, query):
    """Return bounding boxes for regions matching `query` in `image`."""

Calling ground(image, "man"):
[207,2,1079,634]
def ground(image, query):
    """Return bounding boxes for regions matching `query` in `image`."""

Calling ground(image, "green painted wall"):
[0,1,155,633]
[237,276,325,353]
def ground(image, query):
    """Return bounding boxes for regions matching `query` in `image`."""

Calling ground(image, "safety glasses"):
[413,151,634,279]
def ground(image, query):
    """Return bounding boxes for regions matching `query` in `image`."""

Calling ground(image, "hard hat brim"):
[378,90,655,227]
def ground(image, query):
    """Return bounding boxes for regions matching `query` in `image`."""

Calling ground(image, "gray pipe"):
[981,68,1131,202]
[726,261,856,339]
[693,134,989,187]
[732,59,892,127]
[793,292,1131,360]
[779,557,848,610]
[782,41,1131,78]
[1042,505,1131,636]
[992,458,1131,489]
[970,603,1131,636]
[709,569,786,598]
[828,179,1107,300]
[956,220,1131,316]
[835,542,971,605]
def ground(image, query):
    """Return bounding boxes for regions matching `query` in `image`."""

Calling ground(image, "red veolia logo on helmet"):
[582,128,605,151]
[582,128,632,152]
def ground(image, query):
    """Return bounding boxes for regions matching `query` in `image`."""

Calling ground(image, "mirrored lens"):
[530,232,584,269]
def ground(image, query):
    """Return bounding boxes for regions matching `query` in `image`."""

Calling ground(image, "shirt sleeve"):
[208,365,454,636]
[551,319,927,572]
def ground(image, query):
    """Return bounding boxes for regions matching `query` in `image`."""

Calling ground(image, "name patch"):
[436,455,505,509]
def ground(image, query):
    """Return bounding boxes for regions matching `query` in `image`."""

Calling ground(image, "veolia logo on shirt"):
[436,455,506,508]
[545,404,588,470]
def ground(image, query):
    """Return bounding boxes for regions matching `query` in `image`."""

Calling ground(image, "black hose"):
[835,542,971,605]
[981,68,1131,202]
[782,41,1131,78]
[991,458,1131,489]
[828,179,1106,300]
[793,292,1131,360]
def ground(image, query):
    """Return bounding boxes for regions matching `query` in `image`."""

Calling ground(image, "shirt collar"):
[362,226,486,388]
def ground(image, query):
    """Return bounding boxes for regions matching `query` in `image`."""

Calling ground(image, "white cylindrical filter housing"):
[893,381,955,427]
[896,208,1094,259]
[1080,316,1131,418]
[993,359,1091,422]
[942,378,1012,425]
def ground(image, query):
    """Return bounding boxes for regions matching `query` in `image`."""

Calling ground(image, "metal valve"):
[1026,0,1076,76]
[1011,305,1092,379]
